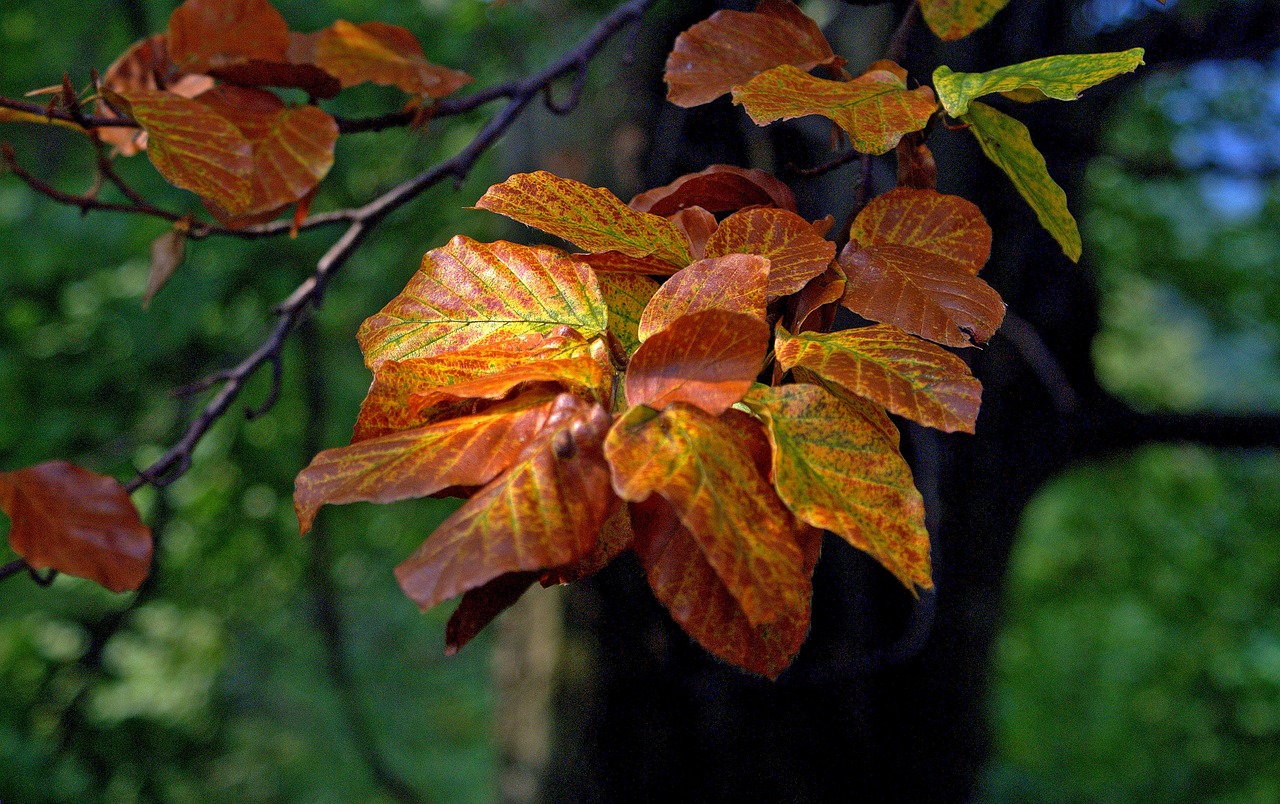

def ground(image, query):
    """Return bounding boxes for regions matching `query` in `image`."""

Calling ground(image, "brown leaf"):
[0,461,151,593]
[705,207,835,301]
[444,571,538,655]
[541,501,633,585]
[96,34,214,156]
[637,254,768,342]
[577,251,681,277]
[145,222,189,308]
[629,164,797,216]
[849,187,991,274]
[167,0,289,74]
[791,264,846,333]
[626,310,769,415]
[303,20,472,98]
[669,206,718,261]
[665,0,843,107]
[895,136,937,190]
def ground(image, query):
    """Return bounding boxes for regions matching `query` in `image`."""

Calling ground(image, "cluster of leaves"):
[2,0,1146,678]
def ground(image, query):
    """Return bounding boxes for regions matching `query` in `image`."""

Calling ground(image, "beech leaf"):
[577,251,681,277]
[636,254,768,342]
[933,48,1145,118]
[357,236,608,369]
[94,34,214,156]
[445,571,539,655]
[475,172,692,267]
[669,206,718,261]
[167,0,289,74]
[732,63,938,155]
[300,20,472,98]
[629,164,797,216]
[596,273,659,356]
[848,187,991,274]
[743,384,932,591]
[625,310,769,415]
[705,208,836,301]
[605,403,809,628]
[775,324,982,433]
[0,461,152,593]
[145,223,189,307]
[920,0,1012,41]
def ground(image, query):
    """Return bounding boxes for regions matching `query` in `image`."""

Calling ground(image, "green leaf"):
[933,48,1144,118]
[962,101,1081,261]
[920,0,1012,41]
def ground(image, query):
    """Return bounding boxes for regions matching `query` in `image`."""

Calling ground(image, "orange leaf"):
[665,0,843,107]
[444,571,539,655]
[167,0,288,73]
[896,136,938,190]
[0,461,151,593]
[105,87,254,215]
[743,383,932,591]
[577,251,680,277]
[294,389,564,534]
[357,236,608,370]
[636,254,768,343]
[791,264,846,333]
[299,20,472,99]
[605,403,809,628]
[541,501,633,585]
[195,85,337,222]
[625,310,769,415]
[596,273,659,356]
[474,171,692,268]
[629,164,797,216]
[96,34,214,156]
[849,187,991,274]
[630,495,819,678]
[669,206,718,261]
[395,394,615,610]
[733,63,938,155]
[705,208,836,301]
[775,323,982,433]
[407,355,612,415]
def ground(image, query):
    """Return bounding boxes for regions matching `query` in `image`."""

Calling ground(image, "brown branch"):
[884,0,921,65]
[785,148,862,178]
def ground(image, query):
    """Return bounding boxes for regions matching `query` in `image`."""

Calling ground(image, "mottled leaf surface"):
[96,34,213,155]
[934,48,1144,117]
[920,0,1011,41]
[637,254,768,342]
[849,188,991,274]
[597,273,659,356]
[626,310,769,415]
[630,164,797,216]
[706,208,836,301]
[301,20,472,98]
[0,462,152,593]
[577,251,681,277]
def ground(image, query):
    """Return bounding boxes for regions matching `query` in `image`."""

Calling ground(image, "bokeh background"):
[1,0,1277,801]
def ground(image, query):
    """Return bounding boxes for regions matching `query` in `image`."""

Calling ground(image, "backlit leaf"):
[475,172,692,267]
[395,395,614,610]
[105,88,254,215]
[665,0,843,107]
[577,251,681,277]
[629,164,797,216]
[920,0,1011,41]
[963,100,1081,261]
[299,20,472,99]
[407,354,611,414]
[167,0,289,74]
[705,208,836,301]
[743,384,932,591]
[630,495,819,678]
[733,63,938,155]
[636,255,768,342]
[357,236,608,369]
[93,34,214,155]
[145,223,188,308]
[625,310,769,415]
[775,324,982,432]
[445,571,539,655]
[0,461,152,593]
[933,49,1144,117]
[848,187,991,274]
[596,273,659,356]
[605,403,808,627]
[294,389,564,534]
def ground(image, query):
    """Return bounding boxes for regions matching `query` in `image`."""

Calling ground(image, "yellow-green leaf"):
[962,101,1081,261]
[743,383,932,591]
[474,171,692,267]
[933,48,1144,118]
[920,0,1011,41]
[597,272,659,356]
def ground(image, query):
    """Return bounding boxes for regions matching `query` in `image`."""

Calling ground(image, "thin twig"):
[884,0,921,65]
[998,310,1081,413]
[0,559,28,583]
[786,148,861,178]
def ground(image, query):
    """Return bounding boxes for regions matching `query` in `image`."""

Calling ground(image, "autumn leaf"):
[705,208,836,301]
[636,254,769,342]
[669,206,718,261]
[775,323,982,433]
[629,164,797,216]
[895,136,938,190]
[406,354,612,416]
[167,0,289,73]
[296,20,472,99]
[475,172,692,267]
[542,502,633,585]
[847,187,991,274]
[933,48,1145,118]
[665,0,843,107]
[596,273,659,356]
[920,0,1012,41]
[145,221,189,307]
[94,34,214,156]
[743,384,932,591]
[962,100,1081,261]
[357,236,609,369]
[103,87,254,215]
[577,251,681,277]
[395,394,614,611]
[0,107,86,134]
[445,571,539,655]
[791,265,846,334]
[625,310,769,415]
[0,461,151,593]
[733,62,938,155]
[605,403,809,628]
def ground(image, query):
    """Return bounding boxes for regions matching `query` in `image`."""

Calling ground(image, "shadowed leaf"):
[475,172,692,267]
[706,208,836,301]
[743,384,932,591]
[596,273,659,356]
[792,265,846,333]
[934,48,1144,117]
[577,251,681,277]
[357,236,608,369]
[895,137,938,190]
[145,223,188,307]
[605,403,809,628]
[0,462,151,593]
[542,502,633,585]
[848,187,991,274]
[733,62,937,155]
[167,0,289,73]
[776,324,982,432]
[630,164,797,216]
[445,571,539,655]
[296,20,472,98]
[626,310,769,415]
[920,0,1012,41]
[637,254,768,342]
[95,34,214,155]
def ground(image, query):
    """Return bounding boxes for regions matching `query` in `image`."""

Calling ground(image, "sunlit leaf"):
[665,0,843,107]
[636,254,768,342]
[0,461,151,593]
[297,20,472,98]
[605,403,809,627]
[0,107,85,134]
[596,273,659,356]
[445,571,538,655]
[743,384,932,591]
[407,355,611,415]
[733,62,937,155]
[933,48,1144,117]
[626,310,769,415]
[775,324,982,432]
[629,164,797,216]
[919,0,1011,41]
[104,88,254,214]
[705,208,836,301]
[848,187,991,274]
[963,100,1081,261]
[475,172,692,267]
[357,236,609,369]
[395,395,614,610]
